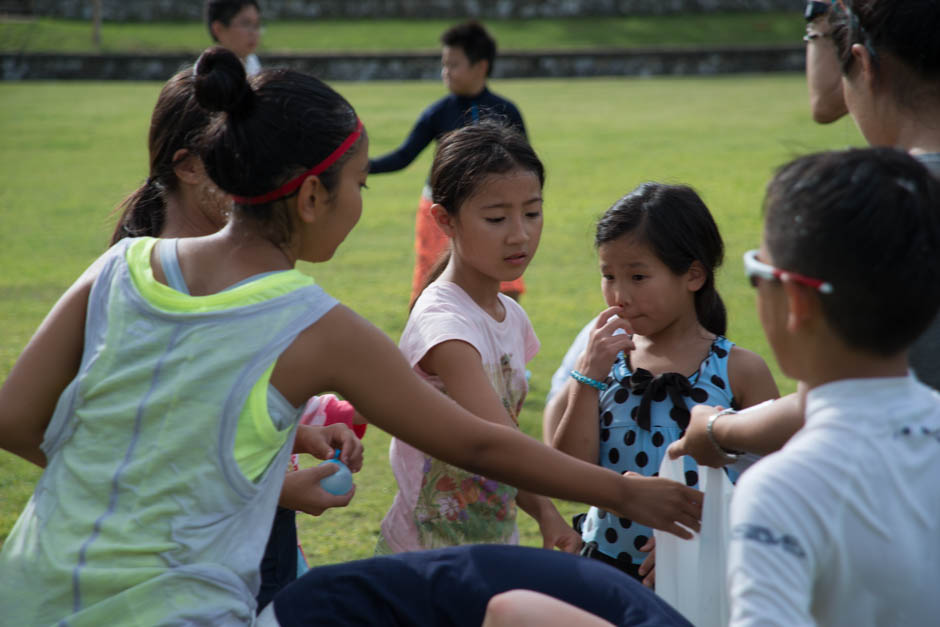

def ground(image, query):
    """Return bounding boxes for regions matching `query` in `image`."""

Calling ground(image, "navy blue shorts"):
[272,545,689,626]
[256,507,298,612]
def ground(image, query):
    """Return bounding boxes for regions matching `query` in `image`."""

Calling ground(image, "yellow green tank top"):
[0,237,338,625]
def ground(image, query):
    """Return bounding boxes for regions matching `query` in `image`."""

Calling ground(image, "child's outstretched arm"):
[552,307,634,462]
[0,261,100,467]
[668,393,805,467]
[272,305,703,538]
[368,110,436,174]
[420,339,580,553]
[668,347,788,467]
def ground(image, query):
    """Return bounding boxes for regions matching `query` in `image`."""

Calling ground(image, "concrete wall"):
[1,46,804,81]
[28,0,800,21]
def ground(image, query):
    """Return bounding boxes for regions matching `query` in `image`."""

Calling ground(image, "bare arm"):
[668,393,804,467]
[421,340,580,552]
[666,346,785,467]
[542,380,572,445]
[0,264,99,467]
[483,590,615,627]
[713,391,804,456]
[272,306,703,538]
[542,316,598,444]
[552,307,634,462]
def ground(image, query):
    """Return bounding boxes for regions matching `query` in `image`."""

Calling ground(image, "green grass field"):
[0,13,803,53]
[0,75,863,564]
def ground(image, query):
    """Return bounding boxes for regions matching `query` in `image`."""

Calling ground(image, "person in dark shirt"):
[369,21,529,303]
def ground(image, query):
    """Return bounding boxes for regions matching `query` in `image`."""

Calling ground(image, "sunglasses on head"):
[743,249,834,294]
[804,0,832,21]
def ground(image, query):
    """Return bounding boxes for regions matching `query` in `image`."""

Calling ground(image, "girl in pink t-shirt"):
[378,120,580,554]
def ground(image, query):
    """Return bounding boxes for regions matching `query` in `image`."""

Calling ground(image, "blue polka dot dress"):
[580,336,739,568]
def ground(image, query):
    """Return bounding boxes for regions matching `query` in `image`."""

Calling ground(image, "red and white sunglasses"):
[743,249,834,294]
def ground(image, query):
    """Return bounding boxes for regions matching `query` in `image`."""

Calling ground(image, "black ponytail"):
[110,68,210,246]
[110,178,166,245]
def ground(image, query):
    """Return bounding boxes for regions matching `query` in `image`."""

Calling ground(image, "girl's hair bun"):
[193,46,255,117]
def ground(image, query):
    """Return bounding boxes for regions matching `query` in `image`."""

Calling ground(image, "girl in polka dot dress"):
[552,183,779,586]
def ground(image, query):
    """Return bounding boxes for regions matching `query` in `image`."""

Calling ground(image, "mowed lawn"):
[0,13,803,53]
[0,75,862,563]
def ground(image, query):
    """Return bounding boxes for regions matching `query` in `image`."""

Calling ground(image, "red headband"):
[231,118,364,206]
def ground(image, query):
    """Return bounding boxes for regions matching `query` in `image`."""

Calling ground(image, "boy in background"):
[368,21,528,303]
[205,0,262,75]
[728,147,940,626]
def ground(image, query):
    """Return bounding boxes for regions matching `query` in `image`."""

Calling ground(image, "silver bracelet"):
[706,408,741,462]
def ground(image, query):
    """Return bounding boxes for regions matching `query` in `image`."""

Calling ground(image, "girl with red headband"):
[107,66,367,612]
[0,47,701,626]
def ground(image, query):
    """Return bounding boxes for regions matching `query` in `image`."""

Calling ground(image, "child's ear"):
[782,281,820,335]
[430,204,456,238]
[295,175,329,225]
[850,43,876,87]
[685,261,707,292]
[172,149,203,184]
[210,20,224,42]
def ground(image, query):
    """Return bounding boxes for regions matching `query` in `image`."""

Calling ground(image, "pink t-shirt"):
[380,281,539,553]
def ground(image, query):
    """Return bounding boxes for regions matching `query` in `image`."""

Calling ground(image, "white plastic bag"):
[654,455,733,627]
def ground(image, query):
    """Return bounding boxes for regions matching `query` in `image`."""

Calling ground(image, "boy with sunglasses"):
[724,147,940,626]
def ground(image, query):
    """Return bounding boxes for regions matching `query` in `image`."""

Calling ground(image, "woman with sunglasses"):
[670,0,940,468]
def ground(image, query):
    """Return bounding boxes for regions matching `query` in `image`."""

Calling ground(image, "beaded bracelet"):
[570,370,608,391]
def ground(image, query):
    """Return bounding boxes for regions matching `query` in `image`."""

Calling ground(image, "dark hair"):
[411,120,544,308]
[836,0,940,109]
[193,46,361,248]
[764,147,940,356]
[111,68,210,245]
[205,0,260,41]
[595,183,727,337]
[440,20,497,77]
[431,119,543,217]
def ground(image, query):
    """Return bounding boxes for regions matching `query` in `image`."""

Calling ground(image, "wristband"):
[706,408,742,462]
[570,370,608,392]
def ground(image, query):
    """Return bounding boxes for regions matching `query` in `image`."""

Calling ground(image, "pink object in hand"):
[300,394,365,439]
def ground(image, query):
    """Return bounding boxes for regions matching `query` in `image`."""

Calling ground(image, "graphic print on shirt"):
[413,351,525,547]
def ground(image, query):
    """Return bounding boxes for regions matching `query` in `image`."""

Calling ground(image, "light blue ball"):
[318,453,353,496]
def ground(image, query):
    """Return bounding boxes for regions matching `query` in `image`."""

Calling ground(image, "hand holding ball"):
[318,449,353,495]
